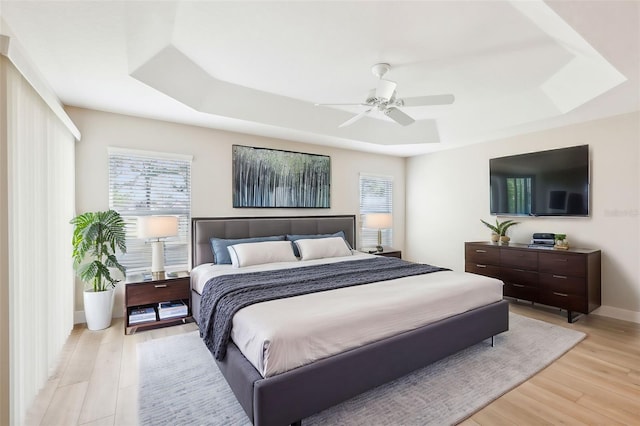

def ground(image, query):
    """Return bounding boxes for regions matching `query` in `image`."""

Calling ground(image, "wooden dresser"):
[465,241,601,322]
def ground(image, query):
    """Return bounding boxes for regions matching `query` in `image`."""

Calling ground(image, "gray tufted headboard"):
[191,215,356,268]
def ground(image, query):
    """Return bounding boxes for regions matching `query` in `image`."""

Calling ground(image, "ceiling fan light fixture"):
[371,63,391,79]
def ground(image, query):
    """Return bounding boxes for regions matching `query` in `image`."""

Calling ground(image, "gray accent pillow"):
[286,231,351,257]
[210,235,285,264]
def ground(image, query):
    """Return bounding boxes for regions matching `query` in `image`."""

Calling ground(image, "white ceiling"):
[0,1,638,157]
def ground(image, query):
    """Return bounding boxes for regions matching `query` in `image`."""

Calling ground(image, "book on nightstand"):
[157,300,188,319]
[129,306,156,324]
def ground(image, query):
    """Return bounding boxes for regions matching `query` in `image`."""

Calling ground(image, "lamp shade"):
[137,216,179,239]
[364,213,392,229]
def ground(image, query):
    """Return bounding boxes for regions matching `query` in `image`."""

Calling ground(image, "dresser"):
[465,242,601,322]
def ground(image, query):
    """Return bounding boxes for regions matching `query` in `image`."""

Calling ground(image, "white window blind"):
[108,149,192,272]
[359,174,393,248]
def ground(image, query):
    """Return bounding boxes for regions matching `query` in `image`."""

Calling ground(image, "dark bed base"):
[194,289,508,426]
[190,216,509,426]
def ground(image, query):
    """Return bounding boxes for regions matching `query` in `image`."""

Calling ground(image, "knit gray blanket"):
[199,256,449,360]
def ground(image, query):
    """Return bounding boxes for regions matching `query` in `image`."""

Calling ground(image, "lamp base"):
[150,240,166,280]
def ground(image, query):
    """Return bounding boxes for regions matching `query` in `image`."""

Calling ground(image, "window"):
[359,173,393,248]
[108,148,192,273]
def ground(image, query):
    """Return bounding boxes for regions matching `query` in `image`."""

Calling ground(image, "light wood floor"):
[25,302,640,426]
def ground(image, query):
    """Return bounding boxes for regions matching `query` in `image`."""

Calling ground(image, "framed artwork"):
[232,145,331,208]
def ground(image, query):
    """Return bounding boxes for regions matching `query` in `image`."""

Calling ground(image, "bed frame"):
[191,215,509,426]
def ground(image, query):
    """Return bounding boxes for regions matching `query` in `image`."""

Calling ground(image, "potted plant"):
[480,219,519,244]
[71,210,126,330]
[554,233,569,249]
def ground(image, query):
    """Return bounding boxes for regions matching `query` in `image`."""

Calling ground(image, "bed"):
[191,215,509,426]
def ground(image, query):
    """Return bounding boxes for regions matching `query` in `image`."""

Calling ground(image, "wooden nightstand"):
[362,247,402,259]
[124,274,192,334]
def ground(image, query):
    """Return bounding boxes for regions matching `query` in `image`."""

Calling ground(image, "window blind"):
[359,174,393,248]
[108,149,192,272]
[2,56,76,425]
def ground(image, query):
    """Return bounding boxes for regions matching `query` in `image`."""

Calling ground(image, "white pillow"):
[295,237,353,260]
[227,240,297,268]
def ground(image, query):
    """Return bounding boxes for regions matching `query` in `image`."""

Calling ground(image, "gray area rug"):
[138,313,585,425]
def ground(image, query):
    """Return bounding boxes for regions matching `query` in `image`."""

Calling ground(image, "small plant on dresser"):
[480,219,519,244]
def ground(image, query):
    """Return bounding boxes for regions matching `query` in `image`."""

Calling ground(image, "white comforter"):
[191,253,503,378]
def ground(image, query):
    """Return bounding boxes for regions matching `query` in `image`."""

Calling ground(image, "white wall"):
[66,107,406,317]
[406,112,640,322]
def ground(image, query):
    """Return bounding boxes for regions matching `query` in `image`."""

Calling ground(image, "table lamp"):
[137,215,179,279]
[364,213,392,252]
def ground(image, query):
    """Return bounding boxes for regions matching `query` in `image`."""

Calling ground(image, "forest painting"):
[233,145,331,208]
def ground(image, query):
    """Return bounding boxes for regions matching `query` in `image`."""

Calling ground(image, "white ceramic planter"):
[84,288,114,330]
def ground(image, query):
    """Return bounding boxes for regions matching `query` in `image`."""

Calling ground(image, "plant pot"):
[490,233,499,243]
[84,288,114,330]
[499,236,510,244]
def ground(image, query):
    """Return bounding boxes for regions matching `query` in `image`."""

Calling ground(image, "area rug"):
[138,313,585,425]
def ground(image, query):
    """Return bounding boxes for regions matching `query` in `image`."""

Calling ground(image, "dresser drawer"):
[465,262,502,278]
[539,273,586,296]
[500,249,538,269]
[465,245,500,264]
[502,268,538,287]
[126,278,190,306]
[539,253,586,277]
[539,290,587,313]
[503,282,538,301]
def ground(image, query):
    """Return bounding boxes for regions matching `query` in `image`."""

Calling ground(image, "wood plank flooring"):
[24,302,640,425]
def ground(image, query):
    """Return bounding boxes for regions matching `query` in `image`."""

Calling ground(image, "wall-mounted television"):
[490,145,590,217]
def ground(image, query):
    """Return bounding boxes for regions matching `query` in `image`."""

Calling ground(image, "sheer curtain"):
[0,55,76,425]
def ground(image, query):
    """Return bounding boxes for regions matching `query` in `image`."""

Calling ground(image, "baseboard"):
[592,305,640,324]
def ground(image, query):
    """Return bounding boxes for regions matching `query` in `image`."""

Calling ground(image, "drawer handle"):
[154,284,168,288]
[476,264,487,268]
[513,284,525,288]
[475,249,487,253]
[553,292,569,297]
[554,259,568,262]
[552,275,567,279]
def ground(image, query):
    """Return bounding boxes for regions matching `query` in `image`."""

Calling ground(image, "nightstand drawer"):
[126,278,190,306]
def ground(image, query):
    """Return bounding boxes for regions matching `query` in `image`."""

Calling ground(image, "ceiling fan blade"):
[400,94,455,107]
[375,79,397,100]
[315,102,368,106]
[384,107,415,126]
[338,108,373,128]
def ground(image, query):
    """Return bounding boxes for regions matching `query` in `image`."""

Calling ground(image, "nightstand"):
[124,274,192,334]
[362,247,402,259]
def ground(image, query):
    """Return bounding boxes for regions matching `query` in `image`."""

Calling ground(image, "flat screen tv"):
[490,145,590,216]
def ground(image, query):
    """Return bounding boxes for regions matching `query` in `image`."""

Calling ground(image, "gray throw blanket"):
[199,256,449,360]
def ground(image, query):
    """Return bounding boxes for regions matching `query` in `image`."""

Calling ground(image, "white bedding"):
[192,252,504,378]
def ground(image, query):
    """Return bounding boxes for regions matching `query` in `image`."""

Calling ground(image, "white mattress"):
[192,253,504,378]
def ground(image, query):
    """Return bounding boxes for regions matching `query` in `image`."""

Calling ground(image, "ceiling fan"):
[315,63,455,128]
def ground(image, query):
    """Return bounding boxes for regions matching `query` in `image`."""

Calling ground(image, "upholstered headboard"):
[191,215,356,268]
